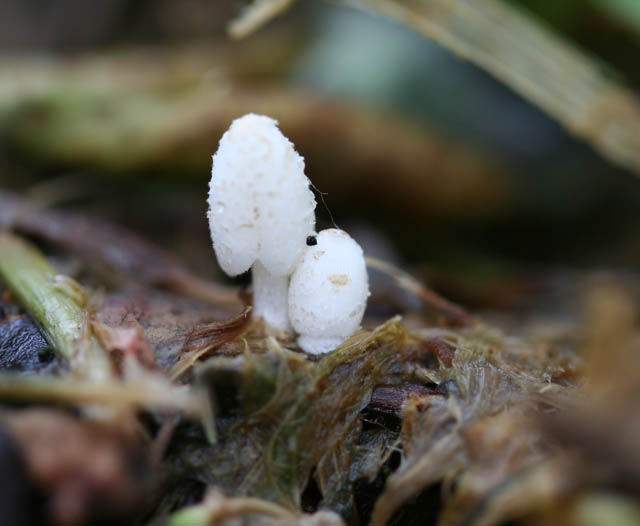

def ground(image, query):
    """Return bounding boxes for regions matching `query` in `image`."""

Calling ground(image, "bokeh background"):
[2,0,640,315]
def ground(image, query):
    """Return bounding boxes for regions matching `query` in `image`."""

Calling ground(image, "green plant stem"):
[0,231,112,379]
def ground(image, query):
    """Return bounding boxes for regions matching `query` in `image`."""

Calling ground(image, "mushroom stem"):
[252,261,290,332]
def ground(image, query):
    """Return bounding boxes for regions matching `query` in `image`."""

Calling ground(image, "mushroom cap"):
[207,114,316,277]
[288,229,369,347]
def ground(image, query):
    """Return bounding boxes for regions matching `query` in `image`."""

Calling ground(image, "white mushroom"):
[207,114,316,332]
[288,229,369,354]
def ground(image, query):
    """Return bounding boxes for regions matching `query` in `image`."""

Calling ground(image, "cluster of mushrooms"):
[207,114,369,355]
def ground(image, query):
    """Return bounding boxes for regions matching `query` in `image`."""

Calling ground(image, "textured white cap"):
[288,229,370,354]
[207,114,316,277]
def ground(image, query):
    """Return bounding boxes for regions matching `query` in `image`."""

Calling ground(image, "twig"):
[366,256,471,324]
[228,0,297,39]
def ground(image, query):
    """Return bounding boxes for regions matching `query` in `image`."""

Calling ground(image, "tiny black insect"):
[306,235,317,246]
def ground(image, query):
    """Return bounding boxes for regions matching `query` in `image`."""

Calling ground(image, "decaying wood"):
[3,213,638,525]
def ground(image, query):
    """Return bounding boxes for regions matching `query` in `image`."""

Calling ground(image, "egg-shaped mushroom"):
[288,229,369,354]
[207,114,316,332]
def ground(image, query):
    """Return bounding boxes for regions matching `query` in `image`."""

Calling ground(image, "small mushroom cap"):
[288,229,369,352]
[208,114,316,277]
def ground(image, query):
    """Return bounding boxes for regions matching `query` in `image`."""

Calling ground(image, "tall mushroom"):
[288,229,370,354]
[207,114,316,332]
